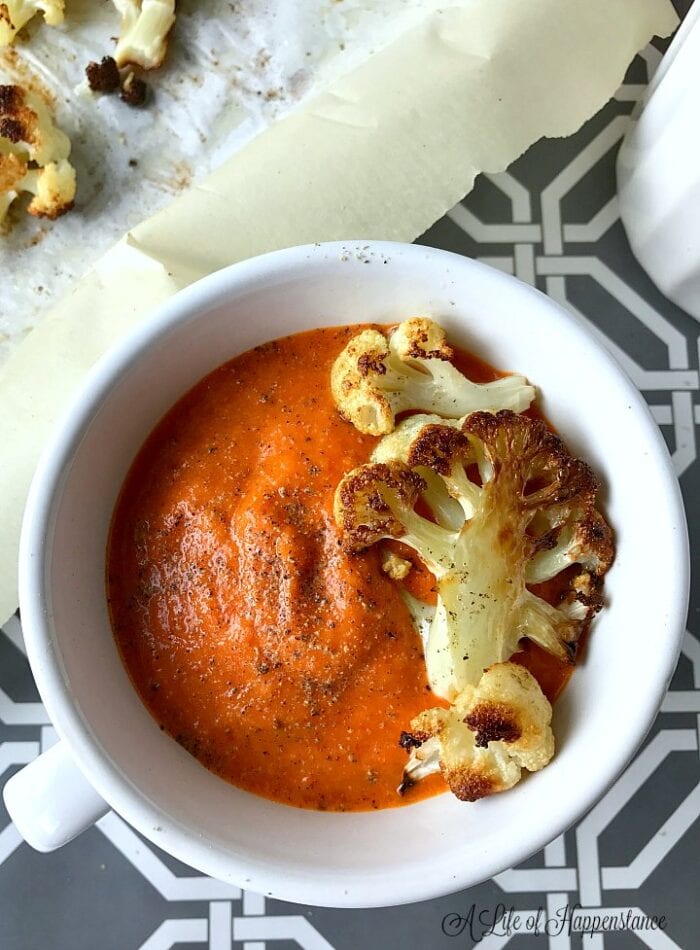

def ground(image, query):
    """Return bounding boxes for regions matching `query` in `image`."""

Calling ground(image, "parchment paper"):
[0,0,678,623]
[0,0,443,361]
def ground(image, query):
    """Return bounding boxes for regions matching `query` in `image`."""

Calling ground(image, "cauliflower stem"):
[112,0,176,70]
[0,0,64,46]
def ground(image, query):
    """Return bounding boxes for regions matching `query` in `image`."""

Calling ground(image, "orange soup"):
[107,326,571,811]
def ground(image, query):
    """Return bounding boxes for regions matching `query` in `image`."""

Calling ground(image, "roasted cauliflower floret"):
[331,318,535,436]
[112,0,176,70]
[335,410,614,701]
[400,662,554,801]
[0,83,70,165]
[0,84,75,224]
[21,158,75,218]
[0,0,64,46]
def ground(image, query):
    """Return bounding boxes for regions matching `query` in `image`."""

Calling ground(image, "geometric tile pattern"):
[1,20,698,950]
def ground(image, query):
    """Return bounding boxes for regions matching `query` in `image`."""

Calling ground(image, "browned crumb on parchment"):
[85,57,149,107]
[120,71,148,107]
[86,57,121,94]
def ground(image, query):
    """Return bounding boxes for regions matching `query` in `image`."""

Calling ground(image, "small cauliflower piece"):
[0,0,64,46]
[400,662,554,801]
[112,0,176,70]
[335,410,614,701]
[331,318,535,436]
[381,549,412,581]
[0,83,75,224]
[21,159,75,218]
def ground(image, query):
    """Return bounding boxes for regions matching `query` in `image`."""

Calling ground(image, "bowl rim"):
[18,240,690,907]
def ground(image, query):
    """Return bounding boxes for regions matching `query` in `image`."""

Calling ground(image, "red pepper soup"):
[106,326,570,810]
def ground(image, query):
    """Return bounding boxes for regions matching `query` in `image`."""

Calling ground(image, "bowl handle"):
[3,741,109,852]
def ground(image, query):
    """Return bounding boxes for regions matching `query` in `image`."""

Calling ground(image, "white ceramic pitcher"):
[617,2,700,320]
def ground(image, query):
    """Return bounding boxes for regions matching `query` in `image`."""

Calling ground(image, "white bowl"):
[5,241,689,908]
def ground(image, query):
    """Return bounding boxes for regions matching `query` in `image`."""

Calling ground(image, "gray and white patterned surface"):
[1,12,698,950]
